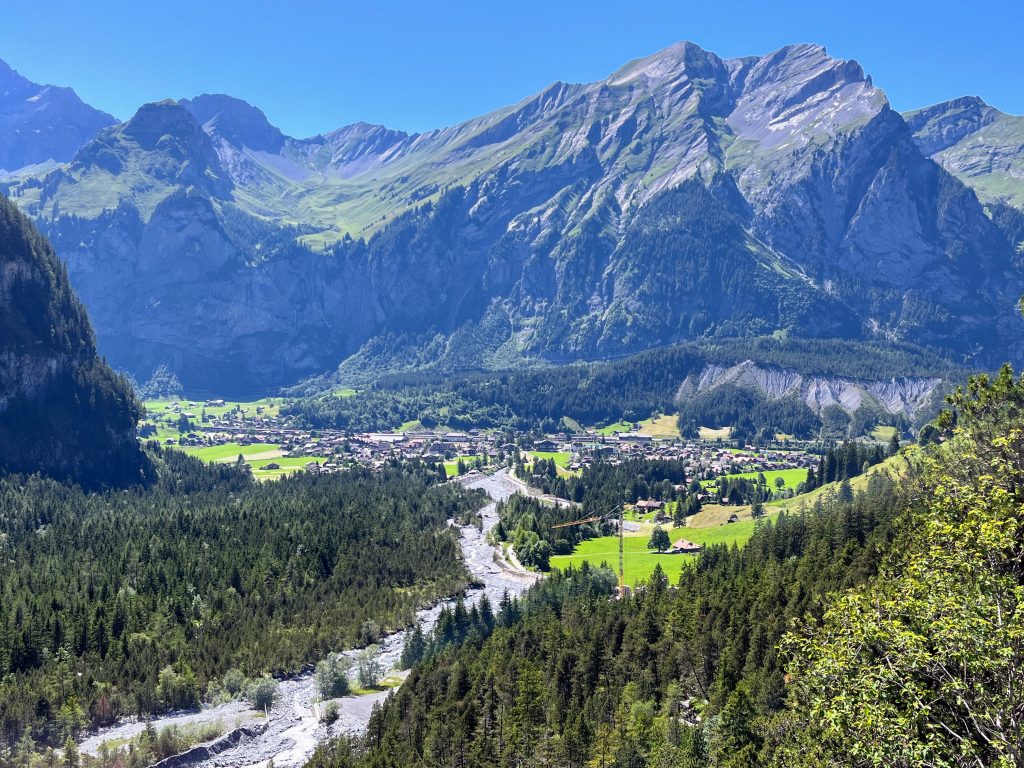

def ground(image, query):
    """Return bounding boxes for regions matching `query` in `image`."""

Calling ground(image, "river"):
[78,469,536,767]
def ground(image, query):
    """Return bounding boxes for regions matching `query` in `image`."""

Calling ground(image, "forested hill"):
[305,365,1024,767]
[0,194,148,488]
[287,338,964,436]
[0,449,483,750]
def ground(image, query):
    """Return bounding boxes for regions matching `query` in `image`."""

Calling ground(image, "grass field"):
[549,517,763,586]
[444,455,489,477]
[705,467,808,492]
[549,455,912,586]
[597,422,634,435]
[528,451,572,467]
[871,425,897,441]
[181,442,280,462]
[699,426,732,440]
[144,398,283,420]
[637,414,681,439]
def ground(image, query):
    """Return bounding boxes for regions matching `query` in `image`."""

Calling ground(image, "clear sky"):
[0,0,1019,138]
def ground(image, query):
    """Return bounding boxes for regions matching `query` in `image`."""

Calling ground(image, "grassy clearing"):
[699,426,732,440]
[711,467,808,492]
[181,443,280,462]
[144,398,283,420]
[767,453,909,511]
[528,451,572,468]
[597,422,634,435]
[549,518,762,587]
[871,425,897,441]
[398,420,423,433]
[333,388,357,398]
[637,414,680,439]
[351,675,404,696]
[444,456,489,478]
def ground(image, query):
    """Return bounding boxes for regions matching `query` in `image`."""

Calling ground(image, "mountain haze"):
[3,43,1022,392]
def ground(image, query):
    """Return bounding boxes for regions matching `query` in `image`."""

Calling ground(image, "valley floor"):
[77,470,536,767]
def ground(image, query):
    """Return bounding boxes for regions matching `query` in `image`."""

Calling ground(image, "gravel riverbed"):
[79,470,537,767]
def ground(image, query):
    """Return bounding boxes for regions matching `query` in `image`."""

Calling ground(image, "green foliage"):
[139,364,183,399]
[246,677,280,712]
[316,656,352,699]
[287,337,961,434]
[647,525,671,551]
[306,471,900,768]
[0,450,482,749]
[784,364,1024,767]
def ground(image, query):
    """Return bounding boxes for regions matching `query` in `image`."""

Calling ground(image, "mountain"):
[0,58,115,175]
[0,194,148,487]
[4,43,1022,392]
[905,96,1024,209]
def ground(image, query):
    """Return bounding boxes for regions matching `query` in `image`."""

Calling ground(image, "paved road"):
[79,469,537,767]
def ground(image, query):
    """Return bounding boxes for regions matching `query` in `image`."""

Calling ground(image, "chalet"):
[533,439,558,452]
[635,499,665,511]
[671,539,702,554]
[726,513,740,524]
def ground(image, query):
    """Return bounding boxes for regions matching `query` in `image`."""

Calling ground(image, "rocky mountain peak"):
[903,96,1003,156]
[181,93,286,153]
[0,57,115,173]
[607,40,726,87]
[68,99,232,199]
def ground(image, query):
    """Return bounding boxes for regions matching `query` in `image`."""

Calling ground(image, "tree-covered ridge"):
[0,194,148,489]
[304,468,901,768]
[288,338,962,434]
[0,448,484,750]
[785,365,1024,766]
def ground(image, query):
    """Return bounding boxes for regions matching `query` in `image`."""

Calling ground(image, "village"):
[144,398,820,488]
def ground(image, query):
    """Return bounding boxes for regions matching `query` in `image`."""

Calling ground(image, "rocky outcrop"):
[149,723,268,768]
[676,360,943,417]
[0,194,148,488]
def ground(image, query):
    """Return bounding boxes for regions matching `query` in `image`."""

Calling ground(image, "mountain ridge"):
[2,42,1022,392]
[0,58,115,175]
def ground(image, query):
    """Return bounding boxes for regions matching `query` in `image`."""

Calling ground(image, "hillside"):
[0,194,148,487]
[3,44,1022,391]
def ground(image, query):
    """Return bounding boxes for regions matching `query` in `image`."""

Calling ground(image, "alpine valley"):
[2,41,1023,393]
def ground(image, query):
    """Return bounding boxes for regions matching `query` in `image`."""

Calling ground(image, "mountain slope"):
[905,97,1024,209]
[0,58,115,175]
[0,194,148,487]
[5,43,1022,391]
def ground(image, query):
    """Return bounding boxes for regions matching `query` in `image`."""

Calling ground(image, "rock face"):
[0,58,115,174]
[905,97,1024,209]
[0,194,148,488]
[677,360,943,417]
[4,43,1023,392]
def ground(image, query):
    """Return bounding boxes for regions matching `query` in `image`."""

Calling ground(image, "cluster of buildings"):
[145,402,817,480]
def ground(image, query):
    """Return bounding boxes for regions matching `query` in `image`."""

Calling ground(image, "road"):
[78,469,537,768]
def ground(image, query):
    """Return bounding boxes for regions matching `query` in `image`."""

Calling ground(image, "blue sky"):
[0,0,1019,137]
